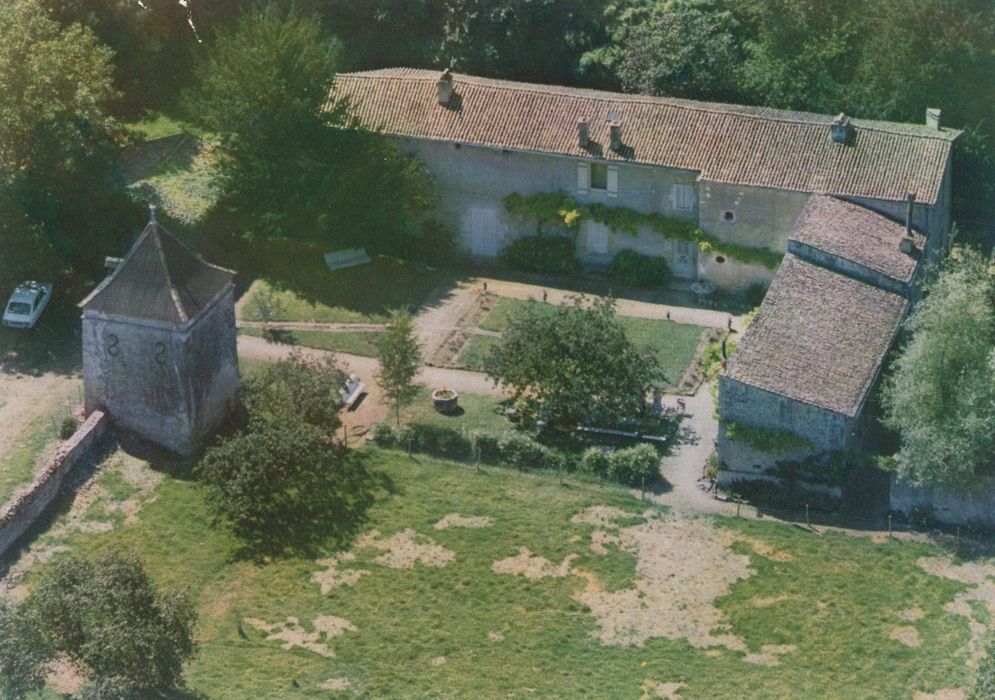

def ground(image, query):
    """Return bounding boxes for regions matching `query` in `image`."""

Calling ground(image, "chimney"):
[437,68,454,106]
[578,118,590,148]
[830,113,854,144]
[609,121,622,151]
[926,108,942,130]
[149,203,158,225]
[905,192,916,235]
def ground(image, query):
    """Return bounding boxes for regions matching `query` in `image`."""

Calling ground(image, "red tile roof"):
[789,196,925,285]
[331,68,959,206]
[725,255,908,417]
[80,221,233,327]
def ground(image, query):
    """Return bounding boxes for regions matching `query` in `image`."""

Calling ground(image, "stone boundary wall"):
[0,410,108,559]
[891,476,995,527]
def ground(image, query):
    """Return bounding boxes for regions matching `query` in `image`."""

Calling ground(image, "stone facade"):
[79,217,238,456]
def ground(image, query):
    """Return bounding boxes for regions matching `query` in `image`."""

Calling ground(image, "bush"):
[607,443,660,486]
[59,416,78,440]
[580,446,610,478]
[607,250,672,287]
[500,235,579,275]
[498,432,557,471]
[369,422,395,446]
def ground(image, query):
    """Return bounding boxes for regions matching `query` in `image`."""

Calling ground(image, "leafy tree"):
[582,0,743,101]
[376,309,423,427]
[882,247,995,486]
[24,552,196,697]
[485,297,657,430]
[0,601,51,699]
[439,0,607,85]
[184,4,435,249]
[241,349,345,431]
[196,420,374,556]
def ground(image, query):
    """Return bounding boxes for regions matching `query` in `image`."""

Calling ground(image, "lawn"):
[400,387,512,435]
[461,297,708,387]
[0,414,59,506]
[12,447,983,699]
[239,258,451,326]
[239,327,382,358]
[125,134,220,225]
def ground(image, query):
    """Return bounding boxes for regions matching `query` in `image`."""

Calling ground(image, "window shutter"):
[577,162,589,195]
[606,165,618,198]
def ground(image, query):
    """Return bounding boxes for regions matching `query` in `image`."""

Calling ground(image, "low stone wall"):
[0,411,108,560]
[891,476,995,527]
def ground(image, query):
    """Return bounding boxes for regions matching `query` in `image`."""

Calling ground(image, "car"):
[2,281,54,330]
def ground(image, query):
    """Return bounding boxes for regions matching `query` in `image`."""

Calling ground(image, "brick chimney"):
[609,121,622,151]
[830,113,854,144]
[899,192,916,254]
[578,118,590,148]
[926,108,942,130]
[437,69,454,106]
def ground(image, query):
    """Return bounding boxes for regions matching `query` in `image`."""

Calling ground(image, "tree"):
[184,4,435,249]
[22,552,196,697]
[0,601,51,699]
[241,349,345,431]
[882,247,995,487]
[375,309,422,427]
[485,297,657,430]
[196,420,374,556]
[582,0,744,101]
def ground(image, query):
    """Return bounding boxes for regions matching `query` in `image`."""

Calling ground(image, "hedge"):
[607,250,672,287]
[500,235,579,275]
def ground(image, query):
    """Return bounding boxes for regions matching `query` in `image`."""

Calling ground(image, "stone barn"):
[79,211,238,456]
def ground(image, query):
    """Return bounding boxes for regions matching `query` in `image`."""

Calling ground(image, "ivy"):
[502,191,783,269]
[724,420,814,455]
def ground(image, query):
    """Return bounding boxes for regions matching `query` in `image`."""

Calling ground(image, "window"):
[673,184,694,210]
[723,210,736,223]
[590,163,608,190]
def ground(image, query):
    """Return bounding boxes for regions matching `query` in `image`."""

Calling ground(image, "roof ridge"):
[336,69,960,142]
[149,225,189,325]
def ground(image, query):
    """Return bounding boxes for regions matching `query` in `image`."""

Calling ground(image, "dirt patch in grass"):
[641,680,685,699]
[743,644,796,666]
[431,656,447,666]
[890,626,921,647]
[751,594,798,608]
[570,505,638,529]
[902,607,925,622]
[573,513,754,651]
[244,615,357,658]
[44,655,84,696]
[357,529,455,570]
[914,690,966,700]
[488,631,504,642]
[722,533,794,562]
[493,547,578,579]
[918,555,995,665]
[312,551,370,594]
[434,513,493,529]
[318,678,351,691]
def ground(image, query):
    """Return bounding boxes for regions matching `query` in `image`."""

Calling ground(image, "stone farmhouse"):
[335,69,964,516]
[79,210,239,456]
[331,68,957,292]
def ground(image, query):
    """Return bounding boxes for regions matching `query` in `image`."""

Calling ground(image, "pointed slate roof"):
[80,220,234,327]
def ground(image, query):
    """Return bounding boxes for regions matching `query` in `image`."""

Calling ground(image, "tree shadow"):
[0,298,82,378]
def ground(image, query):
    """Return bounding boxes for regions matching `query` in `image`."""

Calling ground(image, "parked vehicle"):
[2,281,53,329]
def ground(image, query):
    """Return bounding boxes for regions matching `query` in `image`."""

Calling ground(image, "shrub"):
[497,432,554,470]
[500,235,579,275]
[607,250,672,287]
[369,422,395,446]
[580,446,610,478]
[607,443,660,486]
[59,416,78,440]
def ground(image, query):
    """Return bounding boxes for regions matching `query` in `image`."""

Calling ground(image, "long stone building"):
[331,68,958,291]
[79,211,239,456]
[335,68,967,519]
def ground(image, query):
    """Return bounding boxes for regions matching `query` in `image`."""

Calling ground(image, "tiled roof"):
[725,255,908,417]
[80,221,233,327]
[789,196,925,284]
[331,68,959,205]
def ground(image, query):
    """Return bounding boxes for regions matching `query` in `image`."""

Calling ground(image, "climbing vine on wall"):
[724,420,814,455]
[503,191,783,269]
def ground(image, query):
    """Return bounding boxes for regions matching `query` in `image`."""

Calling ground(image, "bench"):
[339,374,366,410]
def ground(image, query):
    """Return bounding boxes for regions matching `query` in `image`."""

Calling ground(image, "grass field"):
[461,297,708,386]
[238,327,382,358]
[11,448,984,699]
[239,259,450,326]
[400,387,512,435]
[0,414,58,506]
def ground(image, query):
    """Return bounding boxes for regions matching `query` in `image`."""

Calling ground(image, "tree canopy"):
[485,297,657,430]
[882,247,995,487]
